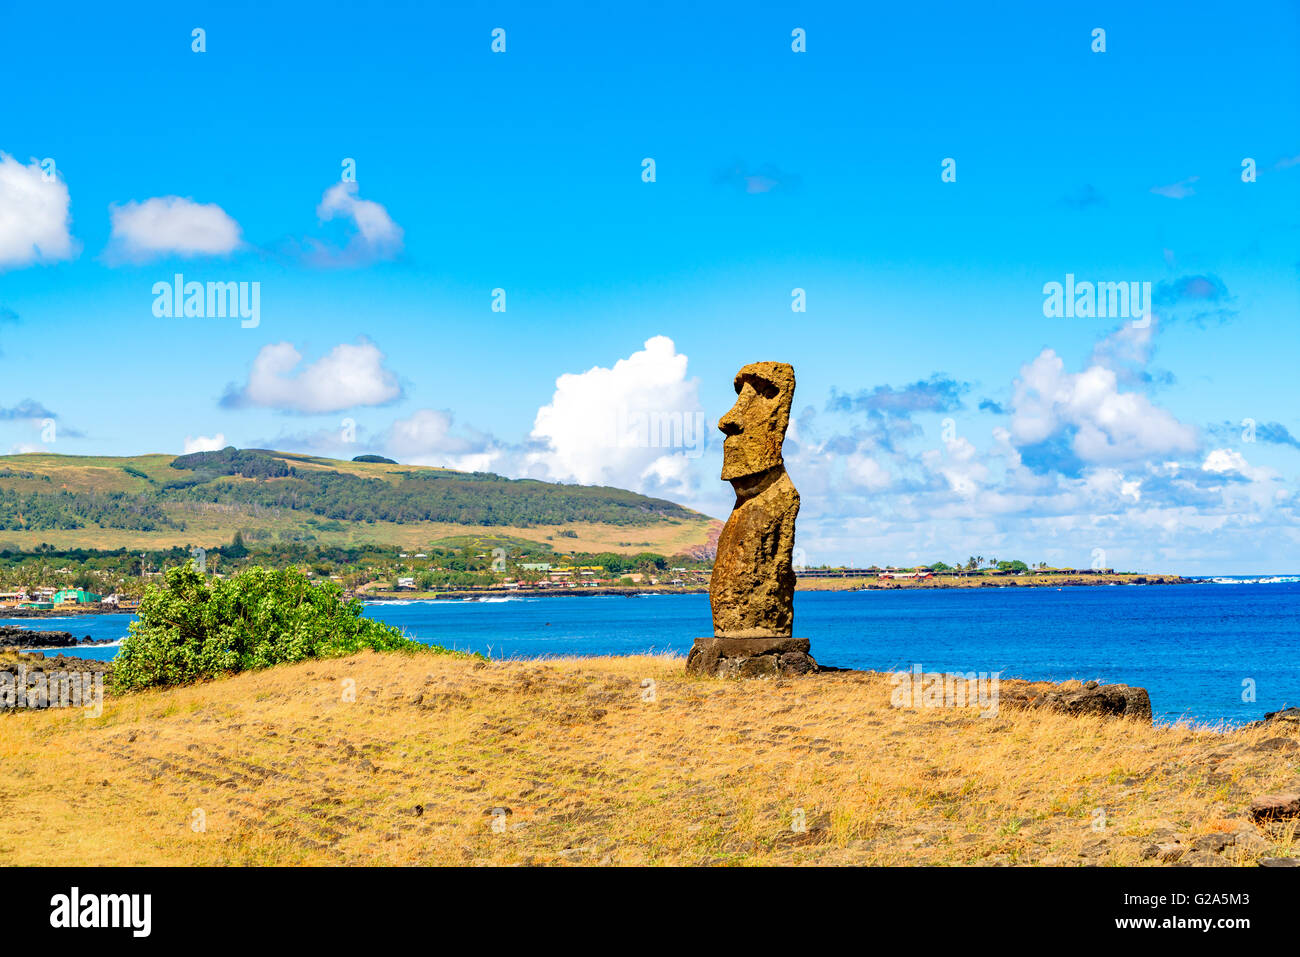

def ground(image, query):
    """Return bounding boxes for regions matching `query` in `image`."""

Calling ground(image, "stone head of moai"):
[717,361,795,483]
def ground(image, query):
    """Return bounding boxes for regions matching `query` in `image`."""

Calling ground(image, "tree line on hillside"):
[160,450,695,527]
[0,448,697,531]
[0,488,177,531]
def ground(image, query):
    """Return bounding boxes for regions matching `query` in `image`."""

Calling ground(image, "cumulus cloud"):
[921,436,989,498]
[0,153,76,268]
[1202,448,1248,474]
[525,335,708,498]
[776,319,1297,572]
[106,196,242,262]
[1009,348,1198,471]
[220,338,403,414]
[183,433,227,453]
[386,409,501,472]
[307,182,403,265]
[845,452,894,491]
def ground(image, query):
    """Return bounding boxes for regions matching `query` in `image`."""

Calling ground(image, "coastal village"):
[0,586,139,612]
[0,549,1173,615]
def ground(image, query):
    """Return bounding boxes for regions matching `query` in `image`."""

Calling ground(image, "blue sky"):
[1,1,1298,573]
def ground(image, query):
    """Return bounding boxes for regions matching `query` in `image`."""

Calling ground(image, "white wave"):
[21,639,122,651]
[1208,576,1299,585]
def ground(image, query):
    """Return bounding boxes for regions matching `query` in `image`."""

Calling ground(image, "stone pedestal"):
[685,636,818,678]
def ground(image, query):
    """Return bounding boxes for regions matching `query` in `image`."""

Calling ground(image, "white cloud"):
[921,436,989,497]
[1200,448,1269,480]
[0,153,76,268]
[107,196,242,261]
[1202,448,1245,474]
[310,182,403,264]
[386,408,501,472]
[845,452,893,491]
[525,335,707,498]
[774,323,1300,572]
[222,338,403,413]
[183,433,227,453]
[1010,348,1198,464]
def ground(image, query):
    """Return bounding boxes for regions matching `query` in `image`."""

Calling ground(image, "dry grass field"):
[2,650,1297,866]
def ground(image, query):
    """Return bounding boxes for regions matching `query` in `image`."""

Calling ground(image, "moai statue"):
[686,362,817,677]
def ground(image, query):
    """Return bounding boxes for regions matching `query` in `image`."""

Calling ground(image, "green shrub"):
[113,562,431,691]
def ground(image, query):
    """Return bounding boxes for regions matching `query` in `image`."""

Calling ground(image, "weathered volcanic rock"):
[707,468,799,640]
[688,360,815,677]
[1001,680,1153,723]
[0,625,78,649]
[686,636,817,678]
[1250,792,1300,824]
[1262,706,1300,727]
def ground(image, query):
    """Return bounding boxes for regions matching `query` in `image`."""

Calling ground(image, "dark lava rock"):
[0,625,78,649]
[686,636,819,678]
[0,652,111,710]
[0,625,113,650]
[1003,681,1153,723]
[1250,792,1300,824]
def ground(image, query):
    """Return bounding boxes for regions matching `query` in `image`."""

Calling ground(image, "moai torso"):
[709,466,799,639]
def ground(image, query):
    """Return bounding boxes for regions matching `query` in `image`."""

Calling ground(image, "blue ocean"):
[7,579,1297,726]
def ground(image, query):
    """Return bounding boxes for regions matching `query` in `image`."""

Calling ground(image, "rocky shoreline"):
[0,645,114,711]
[0,624,117,651]
[1,604,134,619]
[1,575,1195,616]
[799,573,1192,591]
[360,574,1193,603]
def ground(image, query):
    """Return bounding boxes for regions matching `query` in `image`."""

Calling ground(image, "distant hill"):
[0,448,718,556]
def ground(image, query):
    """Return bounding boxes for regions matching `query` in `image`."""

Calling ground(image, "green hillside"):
[0,448,717,556]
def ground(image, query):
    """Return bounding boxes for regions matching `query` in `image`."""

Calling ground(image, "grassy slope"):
[0,451,717,556]
[2,651,1296,865]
